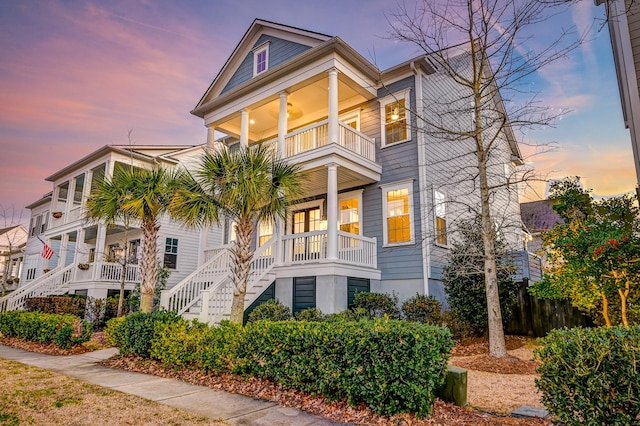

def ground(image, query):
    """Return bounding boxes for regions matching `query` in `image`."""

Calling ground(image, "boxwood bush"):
[535,326,640,425]
[0,311,93,349]
[104,310,181,356]
[236,319,453,417]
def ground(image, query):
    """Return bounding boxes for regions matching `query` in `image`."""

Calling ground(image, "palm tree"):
[172,145,304,323]
[87,164,175,313]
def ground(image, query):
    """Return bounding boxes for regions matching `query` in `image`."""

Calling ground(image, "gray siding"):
[361,76,424,282]
[418,53,524,280]
[222,35,313,94]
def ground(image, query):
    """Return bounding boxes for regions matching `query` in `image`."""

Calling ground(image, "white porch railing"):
[68,206,83,222]
[200,238,276,324]
[92,262,141,283]
[338,122,375,161]
[282,230,327,263]
[0,264,74,312]
[338,231,377,268]
[160,247,231,315]
[284,120,375,162]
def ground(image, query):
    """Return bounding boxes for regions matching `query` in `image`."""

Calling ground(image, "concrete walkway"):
[0,344,346,425]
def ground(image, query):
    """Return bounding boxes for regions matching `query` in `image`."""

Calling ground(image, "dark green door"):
[243,281,276,324]
[293,276,316,313]
[347,277,370,308]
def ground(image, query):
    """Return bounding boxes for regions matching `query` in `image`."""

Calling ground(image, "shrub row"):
[0,311,93,349]
[105,313,453,417]
[25,296,86,318]
[535,326,640,425]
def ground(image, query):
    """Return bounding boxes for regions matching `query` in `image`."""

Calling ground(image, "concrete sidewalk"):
[0,344,346,425]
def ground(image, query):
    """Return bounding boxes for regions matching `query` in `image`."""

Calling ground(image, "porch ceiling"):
[216,75,369,140]
[301,164,375,198]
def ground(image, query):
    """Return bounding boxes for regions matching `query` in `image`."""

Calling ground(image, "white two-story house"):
[160,19,530,323]
[0,144,221,312]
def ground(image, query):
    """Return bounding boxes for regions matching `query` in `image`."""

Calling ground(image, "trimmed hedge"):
[535,326,640,425]
[104,314,453,418]
[25,296,86,318]
[236,320,453,417]
[0,311,93,349]
[104,310,181,356]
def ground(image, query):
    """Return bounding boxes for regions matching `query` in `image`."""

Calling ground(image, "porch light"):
[390,106,400,121]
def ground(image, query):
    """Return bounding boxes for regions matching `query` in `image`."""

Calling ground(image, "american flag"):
[37,237,54,260]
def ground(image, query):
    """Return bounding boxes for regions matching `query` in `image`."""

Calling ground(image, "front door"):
[292,206,323,259]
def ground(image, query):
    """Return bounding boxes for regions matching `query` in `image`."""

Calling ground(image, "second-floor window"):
[253,43,269,76]
[380,89,411,147]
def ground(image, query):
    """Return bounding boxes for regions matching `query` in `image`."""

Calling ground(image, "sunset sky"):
[0,0,636,223]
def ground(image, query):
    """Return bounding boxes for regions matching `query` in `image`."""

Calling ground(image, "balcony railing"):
[280,120,375,162]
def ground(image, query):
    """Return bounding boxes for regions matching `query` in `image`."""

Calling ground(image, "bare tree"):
[0,206,28,297]
[387,0,582,357]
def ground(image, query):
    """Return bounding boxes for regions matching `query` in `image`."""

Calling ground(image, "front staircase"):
[160,239,276,324]
[0,264,74,312]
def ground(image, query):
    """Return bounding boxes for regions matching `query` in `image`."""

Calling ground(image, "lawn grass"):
[0,359,224,426]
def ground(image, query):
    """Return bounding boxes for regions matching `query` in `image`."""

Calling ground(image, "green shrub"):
[352,292,400,319]
[24,296,86,318]
[247,299,291,323]
[535,326,640,425]
[295,307,324,322]
[150,320,244,373]
[323,307,370,323]
[236,319,453,417]
[442,310,474,343]
[0,311,92,349]
[103,310,181,356]
[402,294,443,324]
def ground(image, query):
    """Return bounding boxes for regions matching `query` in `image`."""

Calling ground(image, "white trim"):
[379,88,411,148]
[253,42,270,77]
[380,179,415,247]
[289,199,324,234]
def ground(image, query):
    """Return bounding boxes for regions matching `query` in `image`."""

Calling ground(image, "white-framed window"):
[258,221,273,247]
[434,190,447,246]
[228,221,237,243]
[339,190,363,235]
[253,42,270,77]
[164,238,178,269]
[381,180,414,246]
[380,89,411,147]
[339,110,361,131]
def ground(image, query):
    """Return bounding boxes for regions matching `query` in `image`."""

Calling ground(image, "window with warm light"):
[253,43,270,77]
[380,89,411,147]
[339,198,360,235]
[381,181,414,246]
[434,190,447,246]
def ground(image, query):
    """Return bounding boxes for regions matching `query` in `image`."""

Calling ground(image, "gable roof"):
[194,19,332,111]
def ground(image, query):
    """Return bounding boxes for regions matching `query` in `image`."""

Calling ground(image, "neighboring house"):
[161,19,531,323]
[519,199,563,284]
[0,225,28,291]
[0,144,221,311]
[597,0,640,190]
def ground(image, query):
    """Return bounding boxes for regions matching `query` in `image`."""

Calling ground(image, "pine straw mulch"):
[0,331,107,356]
[450,336,539,375]
[99,353,550,425]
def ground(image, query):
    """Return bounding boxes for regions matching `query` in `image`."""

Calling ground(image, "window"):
[380,89,411,147]
[381,181,414,246]
[228,221,237,244]
[253,43,270,76]
[339,190,362,235]
[88,248,95,263]
[258,221,273,256]
[434,190,447,246]
[40,213,47,233]
[164,238,178,269]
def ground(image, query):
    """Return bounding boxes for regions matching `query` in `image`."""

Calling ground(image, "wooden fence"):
[506,281,594,337]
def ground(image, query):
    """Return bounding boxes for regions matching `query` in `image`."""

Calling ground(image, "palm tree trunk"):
[229,219,255,323]
[140,216,159,313]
